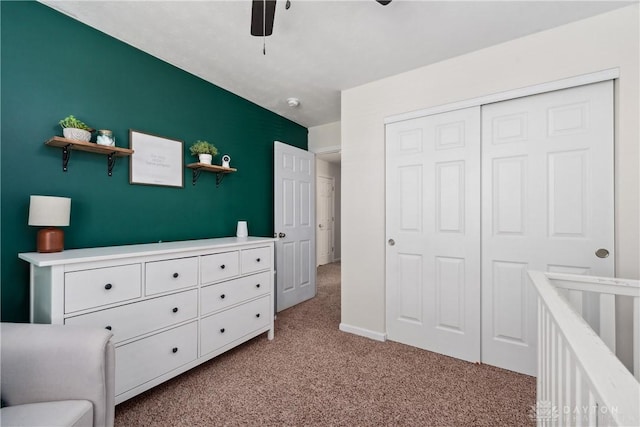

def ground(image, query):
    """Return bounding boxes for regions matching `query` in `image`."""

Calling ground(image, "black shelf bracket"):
[190,167,231,187]
[215,173,225,187]
[62,144,71,172]
[192,168,202,185]
[107,153,116,177]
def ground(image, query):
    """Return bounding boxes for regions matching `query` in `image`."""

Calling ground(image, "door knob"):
[388,239,395,246]
[278,232,286,238]
[595,248,610,258]
[318,224,323,229]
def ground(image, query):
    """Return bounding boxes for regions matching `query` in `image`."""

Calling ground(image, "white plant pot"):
[63,128,91,142]
[199,154,212,165]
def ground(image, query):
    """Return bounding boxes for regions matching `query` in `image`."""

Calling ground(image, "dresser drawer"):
[241,247,271,274]
[200,271,270,316]
[65,289,198,344]
[200,296,270,356]
[201,251,239,284]
[115,321,198,396]
[65,264,141,313]
[145,257,198,296]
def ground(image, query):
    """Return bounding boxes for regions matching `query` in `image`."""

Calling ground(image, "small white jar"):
[96,129,115,146]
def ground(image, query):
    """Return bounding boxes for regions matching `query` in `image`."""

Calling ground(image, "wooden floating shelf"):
[46,136,133,156]
[45,136,134,176]
[186,163,237,173]
[186,163,237,186]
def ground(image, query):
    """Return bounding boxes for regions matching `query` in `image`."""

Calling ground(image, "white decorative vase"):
[63,128,91,142]
[236,221,248,238]
[198,154,212,165]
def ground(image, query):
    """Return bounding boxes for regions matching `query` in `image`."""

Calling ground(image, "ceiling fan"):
[251,0,391,38]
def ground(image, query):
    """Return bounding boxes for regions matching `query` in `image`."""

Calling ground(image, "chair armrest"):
[1,322,115,427]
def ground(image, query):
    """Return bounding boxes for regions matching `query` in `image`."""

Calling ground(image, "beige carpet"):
[115,262,535,426]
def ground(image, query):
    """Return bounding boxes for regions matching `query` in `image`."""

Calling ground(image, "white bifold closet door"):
[481,81,614,375]
[385,81,614,375]
[385,106,481,363]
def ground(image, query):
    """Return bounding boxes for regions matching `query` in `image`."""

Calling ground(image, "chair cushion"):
[0,400,93,427]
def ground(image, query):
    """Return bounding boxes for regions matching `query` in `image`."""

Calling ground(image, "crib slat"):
[599,293,616,353]
[568,289,583,316]
[634,296,639,381]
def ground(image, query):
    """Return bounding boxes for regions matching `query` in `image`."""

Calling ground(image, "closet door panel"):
[386,107,481,363]
[481,81,614,375]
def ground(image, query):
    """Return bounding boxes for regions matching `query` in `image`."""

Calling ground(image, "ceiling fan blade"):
[251,0,277,36]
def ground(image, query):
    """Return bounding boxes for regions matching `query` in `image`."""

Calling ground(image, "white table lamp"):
[28,195,71,253]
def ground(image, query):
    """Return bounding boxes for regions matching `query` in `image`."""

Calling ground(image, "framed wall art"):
[129,130,184,188]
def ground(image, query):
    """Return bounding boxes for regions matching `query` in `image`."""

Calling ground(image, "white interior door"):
[386,106,481,363]
[481,81,614,375]
[274,141,316,312]
[317,176,334,266]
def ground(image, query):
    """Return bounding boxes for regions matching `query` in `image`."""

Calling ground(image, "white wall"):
[341,4,639,349]
[309,121,341,153]
[316,158,341,262]
[310,121,342,263]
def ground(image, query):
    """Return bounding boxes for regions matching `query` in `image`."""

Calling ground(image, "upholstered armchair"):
[0,323,115,427]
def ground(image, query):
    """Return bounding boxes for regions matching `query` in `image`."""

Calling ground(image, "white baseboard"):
[339,323,386,342]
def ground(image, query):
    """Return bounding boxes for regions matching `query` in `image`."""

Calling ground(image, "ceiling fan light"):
[287,97,300,108]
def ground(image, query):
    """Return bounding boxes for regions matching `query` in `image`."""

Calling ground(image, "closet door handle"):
[172,307,179,313]
[220,328,225,333]
[388,239,395,246]
[172,347,178,354]
[104,283,113,290]
[220,264,226,270]
[173,272,179,278]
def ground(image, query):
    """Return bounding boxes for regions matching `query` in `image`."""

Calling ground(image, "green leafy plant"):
[59,115,92,131]
[189,140,218,157]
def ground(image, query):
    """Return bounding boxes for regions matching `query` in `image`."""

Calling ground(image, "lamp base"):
[37,227,64,253]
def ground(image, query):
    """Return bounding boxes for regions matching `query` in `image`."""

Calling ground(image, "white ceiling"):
[41,0,631,129]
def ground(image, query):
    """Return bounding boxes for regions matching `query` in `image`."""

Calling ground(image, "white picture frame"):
[129,130,184,188]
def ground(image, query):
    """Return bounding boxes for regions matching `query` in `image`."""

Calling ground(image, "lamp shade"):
[28,195,71,227]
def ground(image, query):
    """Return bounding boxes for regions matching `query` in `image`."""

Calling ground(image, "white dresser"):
[19,237,275,404]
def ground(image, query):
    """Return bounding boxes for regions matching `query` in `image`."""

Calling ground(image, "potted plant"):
[59,115,93,142]
[189,140,218,165]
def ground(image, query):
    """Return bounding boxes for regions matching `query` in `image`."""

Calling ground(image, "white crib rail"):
[529,271,640,426]
[548,272,640,380]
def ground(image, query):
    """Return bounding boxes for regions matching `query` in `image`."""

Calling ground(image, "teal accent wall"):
[0,2,307,322]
